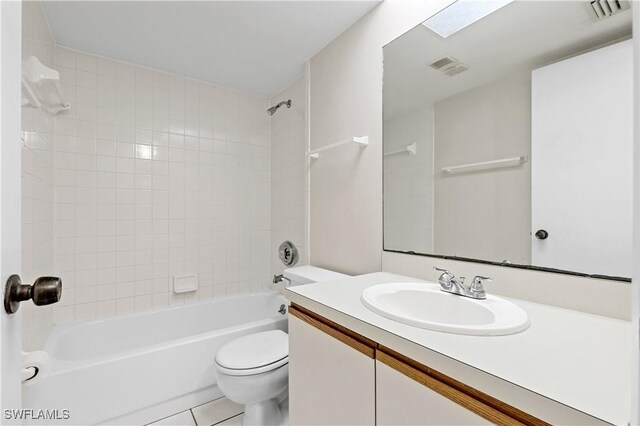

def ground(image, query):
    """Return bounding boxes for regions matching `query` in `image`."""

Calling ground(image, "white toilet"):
[214,266,349,426]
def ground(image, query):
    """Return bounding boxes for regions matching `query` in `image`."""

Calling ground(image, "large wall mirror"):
[383,0,633,281]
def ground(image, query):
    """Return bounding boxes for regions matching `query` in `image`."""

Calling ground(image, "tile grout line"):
[210,412,244,426]
[189,408,198,426]
[143,409,190,426]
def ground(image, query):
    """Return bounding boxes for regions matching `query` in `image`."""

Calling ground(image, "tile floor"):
[147,397,243,426]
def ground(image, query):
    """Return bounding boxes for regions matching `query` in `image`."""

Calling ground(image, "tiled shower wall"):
[50,47,272,326]
[21,1,311,351]
[270,76,308,275]
[21,1,56,349]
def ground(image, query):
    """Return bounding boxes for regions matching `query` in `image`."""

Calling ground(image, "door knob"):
[4,275,62,315]
[535,229,549,240]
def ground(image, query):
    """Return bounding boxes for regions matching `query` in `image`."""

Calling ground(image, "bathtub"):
[23,291,288,425]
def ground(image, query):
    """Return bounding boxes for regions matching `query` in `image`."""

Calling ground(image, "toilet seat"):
[215,330,289,376]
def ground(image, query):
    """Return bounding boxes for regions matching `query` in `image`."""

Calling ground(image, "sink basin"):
[361,282,529,336]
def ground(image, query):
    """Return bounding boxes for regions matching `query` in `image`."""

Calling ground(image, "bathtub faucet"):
[272,274,290,286]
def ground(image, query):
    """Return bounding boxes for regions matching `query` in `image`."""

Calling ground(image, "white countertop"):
[285,272,631,425]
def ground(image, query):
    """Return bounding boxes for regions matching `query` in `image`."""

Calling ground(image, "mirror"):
[383,0,633,280]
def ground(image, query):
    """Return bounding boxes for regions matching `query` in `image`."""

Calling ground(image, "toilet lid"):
[215,330,288,373]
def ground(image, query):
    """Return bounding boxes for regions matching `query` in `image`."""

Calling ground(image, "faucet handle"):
[433,266,452,276]
[470,276,491,298]
[433,266,454,289]
[471,275,491,284]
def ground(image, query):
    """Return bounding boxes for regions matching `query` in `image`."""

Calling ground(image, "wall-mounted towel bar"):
[442,156,528,175]
[307,136,368,159]
[384,142,417,157]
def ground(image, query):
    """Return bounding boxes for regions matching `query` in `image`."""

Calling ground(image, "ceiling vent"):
[429,56,470,77]
[586,0,630,21]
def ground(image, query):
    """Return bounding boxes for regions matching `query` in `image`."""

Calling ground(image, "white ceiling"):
[42,1,380,96]
[384,1,632,118]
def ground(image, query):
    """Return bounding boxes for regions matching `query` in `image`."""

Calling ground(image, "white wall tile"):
[21,1,56,350]
[42,46,272,332]
[270,76,308,276]
[22,3,288,348]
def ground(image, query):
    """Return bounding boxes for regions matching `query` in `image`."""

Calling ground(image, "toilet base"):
[243,398,287,426]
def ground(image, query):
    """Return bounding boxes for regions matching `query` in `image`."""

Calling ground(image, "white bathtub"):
[23,291,288,425]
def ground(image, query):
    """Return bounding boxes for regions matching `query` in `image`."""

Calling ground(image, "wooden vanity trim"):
[377,346,550,426]
[289,303,376,358]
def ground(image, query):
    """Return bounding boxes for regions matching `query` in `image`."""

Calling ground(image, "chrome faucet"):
[433,267,491,300]
[272,274,291,286]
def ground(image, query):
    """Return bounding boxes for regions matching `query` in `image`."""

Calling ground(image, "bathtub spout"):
[272,274,290,286]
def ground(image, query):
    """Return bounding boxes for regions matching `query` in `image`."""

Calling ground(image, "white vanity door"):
[376,360,491,426]
[531,39,633,277]
[288,313,375,426]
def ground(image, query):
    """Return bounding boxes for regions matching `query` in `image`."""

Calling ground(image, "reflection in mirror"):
[383,1,632,280]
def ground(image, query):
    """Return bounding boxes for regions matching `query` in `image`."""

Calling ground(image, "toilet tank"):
[283,265,349,286]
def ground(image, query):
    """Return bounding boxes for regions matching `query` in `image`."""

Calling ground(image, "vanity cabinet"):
[288,304,548,426]
[374,349,545,426]
[288,305,376,425]
[376,359,489,425]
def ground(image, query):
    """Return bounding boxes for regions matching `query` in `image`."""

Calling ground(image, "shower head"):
[267,99,292,116]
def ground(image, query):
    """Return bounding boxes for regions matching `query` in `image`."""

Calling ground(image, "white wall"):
[270,76,309,276]
[309,0,455,275]
[434,72,531,264]
[383,106,434,253]
[21,1,56,350]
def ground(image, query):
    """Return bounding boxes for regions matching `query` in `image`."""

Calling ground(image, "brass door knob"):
[4,275,62,315]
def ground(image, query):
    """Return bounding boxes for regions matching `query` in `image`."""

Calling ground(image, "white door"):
[531,40,633,278]
[0,1,24,423]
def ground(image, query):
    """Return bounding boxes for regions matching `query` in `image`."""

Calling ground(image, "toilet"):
[214,266,349,426]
